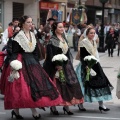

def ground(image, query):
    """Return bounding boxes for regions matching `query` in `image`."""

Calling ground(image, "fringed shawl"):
[49,35,69,54]
[80,37,97,57]
[13,30,37,52]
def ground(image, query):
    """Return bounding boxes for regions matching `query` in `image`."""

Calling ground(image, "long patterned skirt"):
[75,62,112,102]
[0,54,62,109]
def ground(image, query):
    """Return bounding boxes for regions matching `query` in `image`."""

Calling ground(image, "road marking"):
[72,116,120,120]
[0,112,6,114]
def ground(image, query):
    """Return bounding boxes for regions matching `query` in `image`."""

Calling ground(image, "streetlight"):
[98,0,109,52]
[79,0,80,5]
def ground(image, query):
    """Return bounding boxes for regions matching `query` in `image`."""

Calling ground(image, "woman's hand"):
[56,66,62,71]
[86,66,88,69]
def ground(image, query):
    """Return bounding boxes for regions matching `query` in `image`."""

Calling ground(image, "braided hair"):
[51,21,62,35]
[19,15,32,28]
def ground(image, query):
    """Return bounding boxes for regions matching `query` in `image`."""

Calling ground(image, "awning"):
[40,1,59,10]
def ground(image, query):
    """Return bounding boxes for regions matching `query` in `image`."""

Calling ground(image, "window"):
[109,0,111,4]
[13,2,24,18]
[119,0,120,5]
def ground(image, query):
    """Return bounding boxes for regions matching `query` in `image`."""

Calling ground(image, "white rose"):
[10,60,22,70]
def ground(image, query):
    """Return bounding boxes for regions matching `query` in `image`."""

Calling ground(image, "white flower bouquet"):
[10,60,22,70]
[8,60,22,82]
[84,55,98,81]
[52,54,68,83]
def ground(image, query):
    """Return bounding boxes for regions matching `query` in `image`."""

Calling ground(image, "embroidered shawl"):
[49,35,69,54]
[13,30,36,52]
[80,37,97,57]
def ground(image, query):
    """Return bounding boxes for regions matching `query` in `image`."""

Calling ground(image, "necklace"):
[59,37,65,44]
[60,39,68,54]
[24,31,33,48]
[61,40,65,44]
[24,31,32,42]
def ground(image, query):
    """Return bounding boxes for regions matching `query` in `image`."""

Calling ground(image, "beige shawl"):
[13,30,37,52]
[76,37,97,60]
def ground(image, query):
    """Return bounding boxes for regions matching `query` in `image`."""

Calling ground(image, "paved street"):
[0,46,120,120]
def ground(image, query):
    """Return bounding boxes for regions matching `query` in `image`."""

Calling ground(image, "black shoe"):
[33,114,41,120]
[11,110,24,119]
[78,105,86,111]
[99,106,110,113]
[50,107,59,115]
[63,107,73,115]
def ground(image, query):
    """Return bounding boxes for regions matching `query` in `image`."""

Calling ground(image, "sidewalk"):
[71,48,120,105]
[98,49,120,105]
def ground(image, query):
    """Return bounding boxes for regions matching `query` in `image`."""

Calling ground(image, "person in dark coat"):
[105,27,116,57]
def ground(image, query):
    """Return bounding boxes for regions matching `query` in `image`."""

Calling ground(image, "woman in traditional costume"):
[43,21,83,115]
[0,15,62,119]
[76,27,113,112]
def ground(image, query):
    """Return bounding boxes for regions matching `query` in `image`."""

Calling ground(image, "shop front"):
[39,0,67,25]
[3,0,38,29]
[40,1,59,25]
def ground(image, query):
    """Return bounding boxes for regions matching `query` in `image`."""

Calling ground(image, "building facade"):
[68,0,120,25]
[1,0,120,29]
[1,0,68,29]
[1,0,39,29]
[84,0,120,25]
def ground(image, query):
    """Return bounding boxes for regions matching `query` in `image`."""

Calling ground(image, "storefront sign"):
[40,2,59,10]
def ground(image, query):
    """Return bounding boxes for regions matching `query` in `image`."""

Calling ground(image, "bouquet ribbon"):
[86,67,90,81]
[59,68,66,83]
[8,70,20,82]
